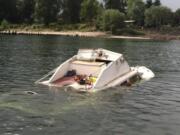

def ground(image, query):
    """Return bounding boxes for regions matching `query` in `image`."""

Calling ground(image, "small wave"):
[24,91,38,95]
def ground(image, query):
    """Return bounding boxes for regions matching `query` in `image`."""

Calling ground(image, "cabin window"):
[95,59,112,65]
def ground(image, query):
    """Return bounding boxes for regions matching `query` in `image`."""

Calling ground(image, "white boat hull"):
[37,66,154,93]
[35,49,155,92]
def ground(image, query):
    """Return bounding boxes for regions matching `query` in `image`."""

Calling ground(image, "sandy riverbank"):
[0,30,105,37]
[0,30,152,40]
[1,30,179,40]
[109,35,151,40]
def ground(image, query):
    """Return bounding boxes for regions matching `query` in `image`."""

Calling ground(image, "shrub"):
[113,28,145,36]
[145,6,172,28]
[80,0,100,22]
[127,0,145,26]
[101,9,125,32]
[1,19,9,29]
[174,8,180,26]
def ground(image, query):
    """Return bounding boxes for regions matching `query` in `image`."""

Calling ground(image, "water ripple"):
[0,36,180,135]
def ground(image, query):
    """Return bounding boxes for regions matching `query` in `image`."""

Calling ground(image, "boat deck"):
[53,76,75,86]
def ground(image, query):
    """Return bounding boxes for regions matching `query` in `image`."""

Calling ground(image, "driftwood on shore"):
[0,30,49,36]
[0,30,152,40]
[0,30,106,37]
[0,30,41,36]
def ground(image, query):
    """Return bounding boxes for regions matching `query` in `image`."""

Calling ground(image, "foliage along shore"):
[0,0,180,40]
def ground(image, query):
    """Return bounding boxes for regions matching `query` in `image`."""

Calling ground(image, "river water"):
[0,35,180,135]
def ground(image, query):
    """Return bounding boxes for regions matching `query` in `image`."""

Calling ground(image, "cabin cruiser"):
[35,48,154,92]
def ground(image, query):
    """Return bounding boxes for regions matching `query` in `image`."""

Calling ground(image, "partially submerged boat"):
[35,48,154,92]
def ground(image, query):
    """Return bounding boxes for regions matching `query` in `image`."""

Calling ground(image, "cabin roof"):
[72,60,105,67]
[77,48,122,61]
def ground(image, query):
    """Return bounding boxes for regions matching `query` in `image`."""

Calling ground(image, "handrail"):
[35,67,58,84]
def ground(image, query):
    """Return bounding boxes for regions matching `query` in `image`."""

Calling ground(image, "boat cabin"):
[47,49,130,89]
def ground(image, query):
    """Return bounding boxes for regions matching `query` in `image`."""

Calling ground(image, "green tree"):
[61,0,83,23]
[146,0,152,8]
[102,9,125,31]
[34,0,59,25]
[127,0,145,26]
[16,0,35,23]
[0,0,18,23]
[80,0,100,22]
[95,4,105,30]
[103,0,127,13]
[174,8,180,26]
[154,0,161,6]
[1,19,9,29]
[145,6,172,28]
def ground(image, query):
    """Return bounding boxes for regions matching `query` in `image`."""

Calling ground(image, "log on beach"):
[0,30,43,35]
[0,30,106,37]
[0,30,17,35]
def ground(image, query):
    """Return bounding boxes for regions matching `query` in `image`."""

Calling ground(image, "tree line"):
[0,0,180,31]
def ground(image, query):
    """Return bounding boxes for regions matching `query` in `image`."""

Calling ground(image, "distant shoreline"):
[0,30,152,40]
[0,30,105,37]
[0,30,179,40]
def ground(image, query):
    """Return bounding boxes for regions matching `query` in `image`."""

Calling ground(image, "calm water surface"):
[0,35,180,135]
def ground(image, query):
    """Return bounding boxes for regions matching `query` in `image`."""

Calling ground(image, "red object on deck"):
[53,76,75,86]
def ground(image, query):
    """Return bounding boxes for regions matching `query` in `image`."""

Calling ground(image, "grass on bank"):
[0,22,97,32]
[0,22,180,40]
[0,22,146,36]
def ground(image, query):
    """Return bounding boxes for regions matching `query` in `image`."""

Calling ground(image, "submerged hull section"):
[37,66,154,92]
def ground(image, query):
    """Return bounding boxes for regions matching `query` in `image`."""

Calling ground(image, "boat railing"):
[35,67,58,84]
